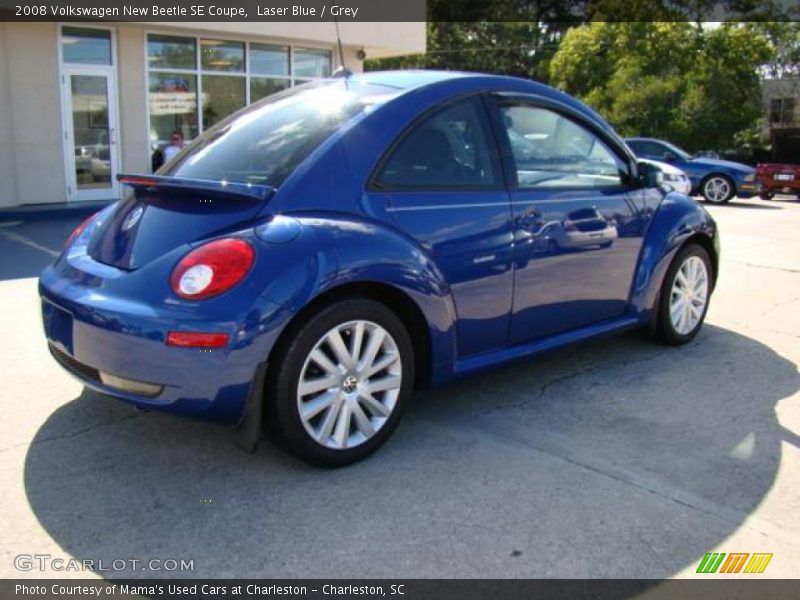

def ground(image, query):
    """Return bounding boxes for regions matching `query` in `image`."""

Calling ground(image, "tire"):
[701,174,735,204]
[265,298,414,467]
[655,243,713,345]
[760,190,774,200]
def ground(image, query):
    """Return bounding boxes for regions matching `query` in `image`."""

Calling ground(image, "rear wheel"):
[266,299,414,467]
[655,244,712,345]
[701,174,734,204]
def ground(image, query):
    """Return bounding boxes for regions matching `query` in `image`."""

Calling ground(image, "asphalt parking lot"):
[0,195,798,580]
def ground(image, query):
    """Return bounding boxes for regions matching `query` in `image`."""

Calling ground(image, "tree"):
[365,0,585,83]
[550,22,773,151]
[747,21,800,78]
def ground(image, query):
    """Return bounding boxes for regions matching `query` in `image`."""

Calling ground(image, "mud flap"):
[234,362,267,453]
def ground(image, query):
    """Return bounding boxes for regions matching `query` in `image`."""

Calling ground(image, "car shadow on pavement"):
[766,196,799,204]
[717,202,784,210]
[0,218,83,281]
[23,325,799,579]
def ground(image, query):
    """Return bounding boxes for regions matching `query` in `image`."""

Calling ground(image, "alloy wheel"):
[669,255,709,335]
[297,320,402,450]
[703,176,732,203]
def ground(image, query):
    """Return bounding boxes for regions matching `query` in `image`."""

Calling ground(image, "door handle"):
[473,254,496,264]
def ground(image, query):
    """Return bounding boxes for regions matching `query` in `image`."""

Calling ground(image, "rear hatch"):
[87,175,273,270]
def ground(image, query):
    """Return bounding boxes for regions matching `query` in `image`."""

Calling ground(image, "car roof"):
[349,70,614,134]
[351,70,469,89]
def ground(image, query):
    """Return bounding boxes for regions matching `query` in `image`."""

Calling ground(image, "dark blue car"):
[625,137,760,204]
[40,71,719,466]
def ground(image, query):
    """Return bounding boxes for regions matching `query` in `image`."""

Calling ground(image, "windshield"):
[162,79,399,187]
[661,140,692,161]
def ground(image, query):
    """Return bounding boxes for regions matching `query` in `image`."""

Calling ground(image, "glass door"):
[63,68,119,201]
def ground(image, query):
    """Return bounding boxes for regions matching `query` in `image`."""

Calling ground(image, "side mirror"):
[636,161,664,189]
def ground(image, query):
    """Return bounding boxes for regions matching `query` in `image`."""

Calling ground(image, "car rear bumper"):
[758,179,799,191]
[39,259,282,425]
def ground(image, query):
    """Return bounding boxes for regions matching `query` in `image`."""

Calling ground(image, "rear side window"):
[163,80,397,187]
[629,140,666,159]
[500,104,628,190]
[374,96,501,190]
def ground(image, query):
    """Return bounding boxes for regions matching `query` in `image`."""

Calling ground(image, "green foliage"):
[366,21,573,83]
[364,0,793,153]
[550,22,774,151]
[746,21,800,77]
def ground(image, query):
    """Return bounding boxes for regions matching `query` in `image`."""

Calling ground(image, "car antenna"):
[332,17,352,83]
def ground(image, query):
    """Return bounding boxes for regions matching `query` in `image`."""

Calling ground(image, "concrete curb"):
[0,200,116,222]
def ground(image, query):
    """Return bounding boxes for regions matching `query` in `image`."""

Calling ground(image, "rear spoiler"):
[117,174,275,202]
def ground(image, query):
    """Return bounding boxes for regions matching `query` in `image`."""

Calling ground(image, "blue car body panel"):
[39,71,719,424]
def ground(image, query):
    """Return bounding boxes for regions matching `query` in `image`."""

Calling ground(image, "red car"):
[756,163,800,199]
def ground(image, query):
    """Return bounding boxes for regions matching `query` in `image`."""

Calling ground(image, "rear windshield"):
[162,79,398,187]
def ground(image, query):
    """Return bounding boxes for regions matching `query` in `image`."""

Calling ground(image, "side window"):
[500,104,628,190]
[374,97,500,189]
[649,142,673,159]
[627,141,645,155]
[633,141,667,159]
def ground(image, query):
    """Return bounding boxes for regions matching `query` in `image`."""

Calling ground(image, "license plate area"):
[775,173,794,181]
[42,300,74,355]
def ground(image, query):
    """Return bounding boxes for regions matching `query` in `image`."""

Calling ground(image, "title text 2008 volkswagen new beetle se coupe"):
[40,71,718,466]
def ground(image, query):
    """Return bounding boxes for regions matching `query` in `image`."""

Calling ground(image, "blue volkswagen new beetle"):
[40,71,719,466]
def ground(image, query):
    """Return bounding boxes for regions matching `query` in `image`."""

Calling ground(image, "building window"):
[202,75,246,129]
[294,47,333,80]
[62,27,112,65]
[200,39,245,72]
[250,43,291,102]
[148,72,198,143]
[146,33,331,165]
[147,34,196,70]
[770,98,796,124]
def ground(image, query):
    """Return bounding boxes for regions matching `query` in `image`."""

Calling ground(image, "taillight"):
[64,211,100,249]
[170,238,254,300]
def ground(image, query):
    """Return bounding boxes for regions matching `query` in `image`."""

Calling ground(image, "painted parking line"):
[0,228,60,258]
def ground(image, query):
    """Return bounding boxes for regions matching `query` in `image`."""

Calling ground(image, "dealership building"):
[0,21,424,209]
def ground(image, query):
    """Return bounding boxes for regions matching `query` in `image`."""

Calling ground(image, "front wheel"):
[266,299,414,467]
[701,175,735,204]
[655,244,713,345]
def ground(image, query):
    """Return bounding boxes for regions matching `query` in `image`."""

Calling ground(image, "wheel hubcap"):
[704,177,730,203]
[669,256,709,335]
[341,375,359,394]
[297,320,402,450]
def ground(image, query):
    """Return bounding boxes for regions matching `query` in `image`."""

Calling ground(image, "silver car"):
[639,158,692,195]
